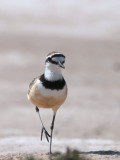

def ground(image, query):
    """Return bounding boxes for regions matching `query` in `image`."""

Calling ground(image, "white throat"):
[44,63,63,81]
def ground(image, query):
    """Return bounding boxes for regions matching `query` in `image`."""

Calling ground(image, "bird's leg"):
[36,106,51,142]
[50,112,56,154]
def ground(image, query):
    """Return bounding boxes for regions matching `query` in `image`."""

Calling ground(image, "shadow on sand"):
[82,150,120,156]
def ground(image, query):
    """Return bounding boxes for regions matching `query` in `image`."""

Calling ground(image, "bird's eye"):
[48,57,51,61]
[45,57,52,63]
[62,61,65,64]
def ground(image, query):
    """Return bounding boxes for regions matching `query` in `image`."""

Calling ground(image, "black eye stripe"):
[51,60,58,65]
[45,56,65,66]
[45,57,58,65]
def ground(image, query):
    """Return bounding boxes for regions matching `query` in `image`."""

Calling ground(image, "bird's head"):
[45,52,65,71]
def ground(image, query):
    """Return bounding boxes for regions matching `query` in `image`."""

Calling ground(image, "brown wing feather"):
[28,77,38,94]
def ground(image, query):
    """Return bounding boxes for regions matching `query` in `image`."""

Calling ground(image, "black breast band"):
[40,74,66,90]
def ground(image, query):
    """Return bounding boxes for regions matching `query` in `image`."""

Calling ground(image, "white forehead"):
[52,56,65,62]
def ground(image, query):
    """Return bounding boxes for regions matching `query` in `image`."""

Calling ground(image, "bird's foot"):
[36,107,39,112]
[41,127,51,142]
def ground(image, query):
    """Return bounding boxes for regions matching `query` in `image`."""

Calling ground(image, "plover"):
[27,52,67,154]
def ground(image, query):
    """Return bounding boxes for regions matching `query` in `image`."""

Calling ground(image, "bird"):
[27,52,68,154]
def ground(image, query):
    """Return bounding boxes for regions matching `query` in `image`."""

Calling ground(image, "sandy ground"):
[0,31,120,160]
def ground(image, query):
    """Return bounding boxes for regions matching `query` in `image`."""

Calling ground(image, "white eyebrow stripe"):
[46,53,63,59]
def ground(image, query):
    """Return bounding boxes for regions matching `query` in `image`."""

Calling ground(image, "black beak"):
[58,62,65,69]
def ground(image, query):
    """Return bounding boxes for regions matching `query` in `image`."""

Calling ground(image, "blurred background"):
[0,0,120,143]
